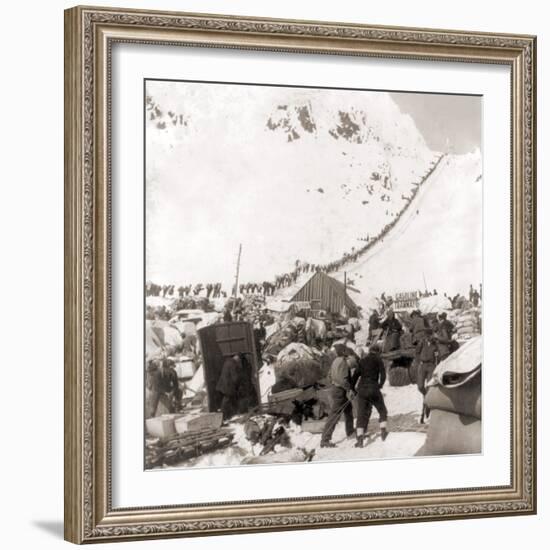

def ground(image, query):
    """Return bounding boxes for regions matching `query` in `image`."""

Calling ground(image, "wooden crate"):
[175,412,223,434]
[146,415,182,438]
[268,387,304,403]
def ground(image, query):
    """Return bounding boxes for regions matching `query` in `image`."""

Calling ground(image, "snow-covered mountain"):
[315,150,483,304]
[146,82,439,288]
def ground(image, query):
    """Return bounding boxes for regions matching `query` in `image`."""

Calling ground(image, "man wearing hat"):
[320,344,355,448]
[415,328,439,397]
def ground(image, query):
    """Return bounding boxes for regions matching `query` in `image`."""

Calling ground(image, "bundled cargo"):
[267,387,314,415]
[454,308,482,341]
[146,320,184,358]
[263,323,298,358]
[388,366,411,387]
[273,343,331,388]
[175,412,223,434]
[146,414,183,439]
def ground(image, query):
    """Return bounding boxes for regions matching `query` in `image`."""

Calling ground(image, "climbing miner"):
[351,343,388,447]
[320,344,355,448]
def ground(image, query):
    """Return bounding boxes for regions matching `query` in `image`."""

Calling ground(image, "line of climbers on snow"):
[145,154,445,301]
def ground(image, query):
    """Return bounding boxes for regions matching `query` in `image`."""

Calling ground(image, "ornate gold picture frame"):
[64,5,536,544]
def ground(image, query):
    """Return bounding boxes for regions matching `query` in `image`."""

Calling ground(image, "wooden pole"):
[233,244,242,311]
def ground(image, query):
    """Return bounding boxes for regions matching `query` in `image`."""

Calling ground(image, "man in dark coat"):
[351,344,388,446]
[410,309,429,345]
[223,307,233,323]
[146,358,182,417]
[320,344,355,447]
[216,354,256,420]
[380,309,403,351]
[368,310,380,343]
[253,321,266,363]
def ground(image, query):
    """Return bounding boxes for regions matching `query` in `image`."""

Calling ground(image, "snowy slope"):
[145,82,436,287]
[327,151,483,304]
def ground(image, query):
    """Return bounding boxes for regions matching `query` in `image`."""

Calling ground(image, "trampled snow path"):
[342,151,482,300]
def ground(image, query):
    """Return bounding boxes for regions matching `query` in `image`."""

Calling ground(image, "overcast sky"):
[390,92,481,154]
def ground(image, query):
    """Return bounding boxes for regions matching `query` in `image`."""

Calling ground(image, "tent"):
[289,271,359,318]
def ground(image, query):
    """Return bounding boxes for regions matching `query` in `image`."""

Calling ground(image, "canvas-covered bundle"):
[146,323,164,360]
[150,320,184,346]
[418,336,482,456]
[146,320,185,360]
[263,323,298,358]
[273,343,331,388]
[418,294,452,314]
[418,336,482,455]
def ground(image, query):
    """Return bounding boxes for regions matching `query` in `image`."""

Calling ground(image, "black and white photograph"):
[144,79,482,470]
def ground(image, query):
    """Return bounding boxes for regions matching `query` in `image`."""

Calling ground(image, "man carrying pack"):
[320,344,355,448]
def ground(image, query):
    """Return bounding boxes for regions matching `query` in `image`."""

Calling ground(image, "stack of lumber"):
[145,427,234,468]
[265,386,317,415]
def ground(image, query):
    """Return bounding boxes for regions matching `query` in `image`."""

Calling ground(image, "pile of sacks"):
[449,307,481,341]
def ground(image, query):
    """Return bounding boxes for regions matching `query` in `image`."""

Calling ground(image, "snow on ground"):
[258,365,277,402]
[167,383,425,470]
